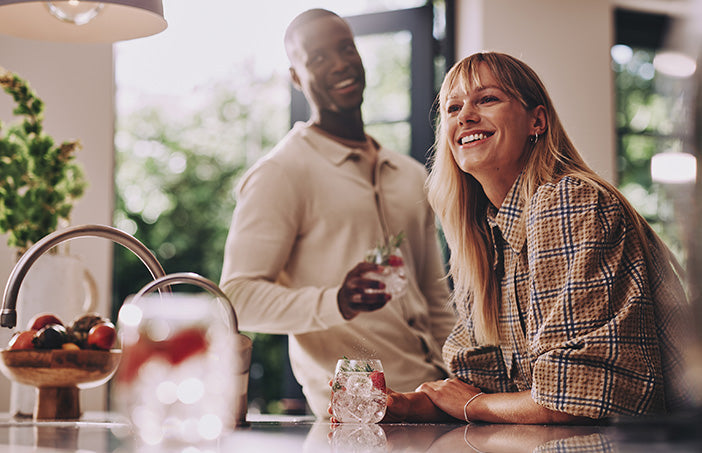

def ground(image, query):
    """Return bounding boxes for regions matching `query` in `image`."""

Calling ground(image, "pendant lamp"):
[0,0,167,42]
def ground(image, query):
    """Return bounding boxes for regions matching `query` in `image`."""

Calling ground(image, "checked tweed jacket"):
[443,173,692,418]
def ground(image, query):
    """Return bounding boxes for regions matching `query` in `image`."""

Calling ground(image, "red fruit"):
[8,330,37,350]
[118,337,155,383]
[163,328,208,365]
[27,313,63,331]
[387,255,403,267]
[370,370,386,393]
[87,322,116,350]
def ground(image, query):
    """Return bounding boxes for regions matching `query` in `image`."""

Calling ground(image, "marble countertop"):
[1,411,700,452]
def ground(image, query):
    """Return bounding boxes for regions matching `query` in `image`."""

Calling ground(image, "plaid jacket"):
[443,174,692,418]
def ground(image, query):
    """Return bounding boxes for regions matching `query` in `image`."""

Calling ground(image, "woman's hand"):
[417,378,482,421]
[383,388,456,423]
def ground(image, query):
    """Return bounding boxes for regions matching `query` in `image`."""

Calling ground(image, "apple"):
[8,330,36,350]
[27,313,63,331]
[87,322,116,350]
[32,324,69,349]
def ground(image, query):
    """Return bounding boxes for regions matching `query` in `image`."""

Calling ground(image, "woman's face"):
[444,63,535,184]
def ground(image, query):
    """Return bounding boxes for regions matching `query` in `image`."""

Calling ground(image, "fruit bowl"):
[0,348,121,420]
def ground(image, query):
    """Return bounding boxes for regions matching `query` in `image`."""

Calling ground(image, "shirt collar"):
[296,122,399,169]
[486,172,527,253]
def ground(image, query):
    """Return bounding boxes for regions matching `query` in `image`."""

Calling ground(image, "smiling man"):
[220,9,455,418]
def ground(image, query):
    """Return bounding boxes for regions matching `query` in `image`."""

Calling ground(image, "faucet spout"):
[1,224,166,329]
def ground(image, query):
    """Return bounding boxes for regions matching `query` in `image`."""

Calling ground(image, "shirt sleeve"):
[526,177,666,418]
[442,298,519,393]
[220,159,345,334]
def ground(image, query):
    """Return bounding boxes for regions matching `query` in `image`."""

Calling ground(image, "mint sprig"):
[338,356,376,372]
[364,231,405,265]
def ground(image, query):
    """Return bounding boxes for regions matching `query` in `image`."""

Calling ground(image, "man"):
[220,8,454,418]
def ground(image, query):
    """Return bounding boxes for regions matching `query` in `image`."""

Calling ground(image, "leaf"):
[0,69,85,250]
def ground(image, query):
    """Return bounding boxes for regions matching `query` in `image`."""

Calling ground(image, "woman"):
[385,52,692,424]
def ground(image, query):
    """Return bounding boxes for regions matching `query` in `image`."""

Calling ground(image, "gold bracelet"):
[463,392,484,422]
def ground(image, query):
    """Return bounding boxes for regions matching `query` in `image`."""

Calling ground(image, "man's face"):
[289,16,366,117]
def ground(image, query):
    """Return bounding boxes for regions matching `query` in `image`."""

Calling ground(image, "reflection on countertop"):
[0,411,701,452]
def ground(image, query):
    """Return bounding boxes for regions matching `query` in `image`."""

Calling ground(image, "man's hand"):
[337,262,390,320]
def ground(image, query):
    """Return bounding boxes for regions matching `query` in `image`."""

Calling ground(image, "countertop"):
[1,411,701,452]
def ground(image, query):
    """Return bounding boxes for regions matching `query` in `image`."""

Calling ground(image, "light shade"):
[0,0,167,43]
[651,152,697,184]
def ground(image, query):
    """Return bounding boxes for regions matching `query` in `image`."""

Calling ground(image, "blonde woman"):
[385,52,692,424]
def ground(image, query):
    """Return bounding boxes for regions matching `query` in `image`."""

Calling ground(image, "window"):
[292,2,454,164]
[612,8,695,265]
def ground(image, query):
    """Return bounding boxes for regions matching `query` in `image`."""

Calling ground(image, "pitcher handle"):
[81,267,99,313]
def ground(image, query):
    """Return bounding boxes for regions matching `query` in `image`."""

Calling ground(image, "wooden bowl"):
[0,348,121,420]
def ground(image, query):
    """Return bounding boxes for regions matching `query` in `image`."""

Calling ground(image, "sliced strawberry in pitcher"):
[163,328,209,365]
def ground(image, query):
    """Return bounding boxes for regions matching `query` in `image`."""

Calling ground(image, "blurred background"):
[1,0,701,415]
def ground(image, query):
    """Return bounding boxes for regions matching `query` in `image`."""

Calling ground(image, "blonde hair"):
[427,52,680,345]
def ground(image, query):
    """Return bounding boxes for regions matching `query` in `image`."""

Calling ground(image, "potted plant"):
[0,67,86,255]
[1,67,91,418]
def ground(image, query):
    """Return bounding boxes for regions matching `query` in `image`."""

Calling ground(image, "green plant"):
[0,67,86,253]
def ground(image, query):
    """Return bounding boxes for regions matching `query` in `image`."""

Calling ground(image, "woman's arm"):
[401,379,594,424]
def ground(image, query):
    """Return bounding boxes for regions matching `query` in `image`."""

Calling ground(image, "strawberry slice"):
[162,328,209,365]
[387,255,404,267]
[370,370,386,393]
[118,337,156,383]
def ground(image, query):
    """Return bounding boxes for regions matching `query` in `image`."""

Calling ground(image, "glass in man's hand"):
[363,233,408,300]
[331,358,387,423]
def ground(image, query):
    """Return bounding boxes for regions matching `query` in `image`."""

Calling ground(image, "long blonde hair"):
[427,52,679,345]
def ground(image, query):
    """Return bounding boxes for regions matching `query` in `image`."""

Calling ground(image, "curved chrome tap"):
[132,272,239,333]
[1,224,166,329]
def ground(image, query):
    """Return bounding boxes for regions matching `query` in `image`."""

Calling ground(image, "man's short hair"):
[284,8,342,62]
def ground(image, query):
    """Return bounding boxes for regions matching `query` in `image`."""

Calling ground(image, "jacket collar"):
[486,172,527,253]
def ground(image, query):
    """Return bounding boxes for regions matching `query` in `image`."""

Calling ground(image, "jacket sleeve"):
[220,159,345,334]
[526,177,666,418]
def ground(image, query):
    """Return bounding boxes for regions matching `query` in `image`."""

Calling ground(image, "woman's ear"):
[531,105,548,136]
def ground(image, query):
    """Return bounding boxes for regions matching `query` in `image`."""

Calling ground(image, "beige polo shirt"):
[221,122,454,417]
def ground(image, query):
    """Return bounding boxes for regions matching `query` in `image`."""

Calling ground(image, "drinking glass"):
[331,358,387,423]
[330,423,387,452]
[114,293,236,446]
[363,246,408,300]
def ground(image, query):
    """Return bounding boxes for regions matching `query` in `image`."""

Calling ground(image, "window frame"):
[290,2,455,166]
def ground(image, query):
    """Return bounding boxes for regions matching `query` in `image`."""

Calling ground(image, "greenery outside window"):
[613,9,695,266]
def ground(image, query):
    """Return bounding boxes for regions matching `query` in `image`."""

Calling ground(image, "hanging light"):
[0,0,166,43]
[46,1,105,26]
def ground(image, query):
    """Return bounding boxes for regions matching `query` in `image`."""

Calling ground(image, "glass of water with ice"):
[331,358,387,423]
[363,232,408,300]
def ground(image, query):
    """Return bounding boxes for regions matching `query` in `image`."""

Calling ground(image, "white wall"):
[0,36,115,412]
[455,0,616,183]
